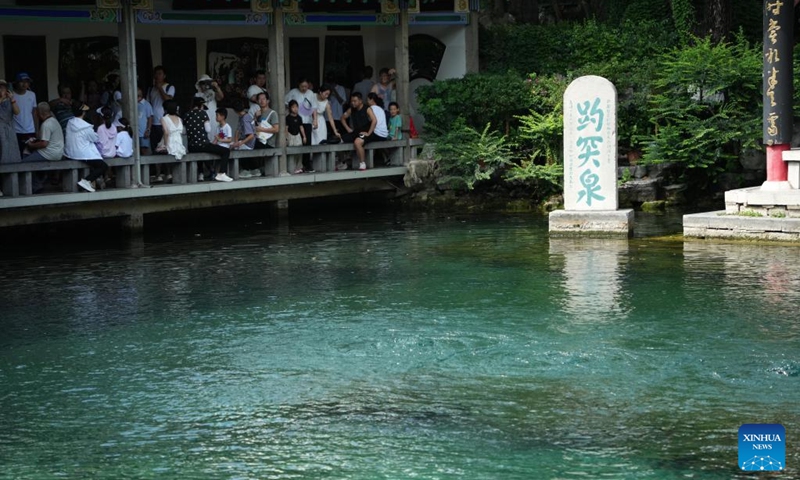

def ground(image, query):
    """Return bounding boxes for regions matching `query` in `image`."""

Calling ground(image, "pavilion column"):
[118,0,141,184]
[762,0,793,190]
[270,2,288,175]
[394,7,410,161]
[465,12,479,73]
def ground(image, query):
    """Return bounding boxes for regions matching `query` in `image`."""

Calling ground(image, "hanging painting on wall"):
[206,37,269,102]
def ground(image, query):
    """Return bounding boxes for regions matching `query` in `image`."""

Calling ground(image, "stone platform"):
[684,211,800,241]
[724,186,800,217]
[549,209,634,237]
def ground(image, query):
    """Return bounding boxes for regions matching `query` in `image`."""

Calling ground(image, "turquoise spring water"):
[0,212,798,479]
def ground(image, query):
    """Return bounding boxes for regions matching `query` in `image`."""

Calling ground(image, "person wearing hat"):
[195,74,224,142]
[13,72,37,157]
[0,79,21,164]
[65,103,107,193]
[184,96,232,182]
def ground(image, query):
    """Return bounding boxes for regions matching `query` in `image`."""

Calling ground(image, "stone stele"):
[551,75,632,236]
[563,75,618,210]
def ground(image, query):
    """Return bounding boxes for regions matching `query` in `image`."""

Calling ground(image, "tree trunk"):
[492,0,505,16]
[704,0,732,43]
[520,0,540,23]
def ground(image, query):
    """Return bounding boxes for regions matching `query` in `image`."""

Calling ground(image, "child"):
[115,117,133,158]
[286,99,306,174]
[212,107,232,149]
[96,106,117,159]
[388,101,403,140]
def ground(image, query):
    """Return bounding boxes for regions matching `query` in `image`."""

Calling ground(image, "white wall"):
[409,25,466,80]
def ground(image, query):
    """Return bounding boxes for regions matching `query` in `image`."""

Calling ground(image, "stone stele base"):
[549,209,634,237]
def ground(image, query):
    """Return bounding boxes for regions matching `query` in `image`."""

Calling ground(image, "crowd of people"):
[0,65,409,195]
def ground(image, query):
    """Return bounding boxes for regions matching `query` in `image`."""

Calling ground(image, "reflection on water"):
[0,212,798,479]
[550,238,631,323]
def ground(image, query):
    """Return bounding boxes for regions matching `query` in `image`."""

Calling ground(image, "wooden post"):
[271,2,288,175]
[119,0,141,184]
[394,7,411,163]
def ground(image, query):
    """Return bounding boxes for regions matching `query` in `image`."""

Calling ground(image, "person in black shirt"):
[340,92,370,144]
[184,96,232,182]
[286,100,307,174]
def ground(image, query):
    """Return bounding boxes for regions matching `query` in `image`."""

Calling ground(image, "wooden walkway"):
[0,140,422,231]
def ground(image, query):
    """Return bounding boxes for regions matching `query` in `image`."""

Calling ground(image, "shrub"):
[415,71,532,136]
[433,118,514,190]
[642,34,762,182]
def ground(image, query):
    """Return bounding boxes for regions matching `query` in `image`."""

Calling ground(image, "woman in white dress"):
[311,85,340,145]
[161,100,186,160]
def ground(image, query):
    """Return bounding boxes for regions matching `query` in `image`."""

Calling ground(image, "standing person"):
[387,102,403,140]
[49,84,80,135]
[353,92,389,171]
[160,99,186,161]
[82,79,102,114]
[184,97,232,182]
[284,78,316,172]
[194,74,224,141]
[115,118,133,158]
[65,104,106,193]
[353,66,374,102]
[325,72,347,136]
[247,70,268,114]
[100,72,123,124]
[285,100,306,174]
[22,102,64,193]
[0,79,21,164]
[147,65,174,151]
[371,67,396,115]
[311,85,340,146]
[12,72,37,156]
[136,87,153,155]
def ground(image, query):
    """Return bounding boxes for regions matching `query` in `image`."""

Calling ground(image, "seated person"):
[353,92,389,171]
[115,117,133,158]
[184,97,232,182]
[22,102,65,193]
[96,107,118,159]
[339,92,370,144]
[65,104,107,193]
[23,102,64,163]
[254,92,279,149]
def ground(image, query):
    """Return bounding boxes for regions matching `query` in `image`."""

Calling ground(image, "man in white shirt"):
[12,72,37,156]
[23,102,64,193]
[284,78,317,172]
[147,65,175,150]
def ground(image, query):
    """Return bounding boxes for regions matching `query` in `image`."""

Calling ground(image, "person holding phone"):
[0,79,21,164]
